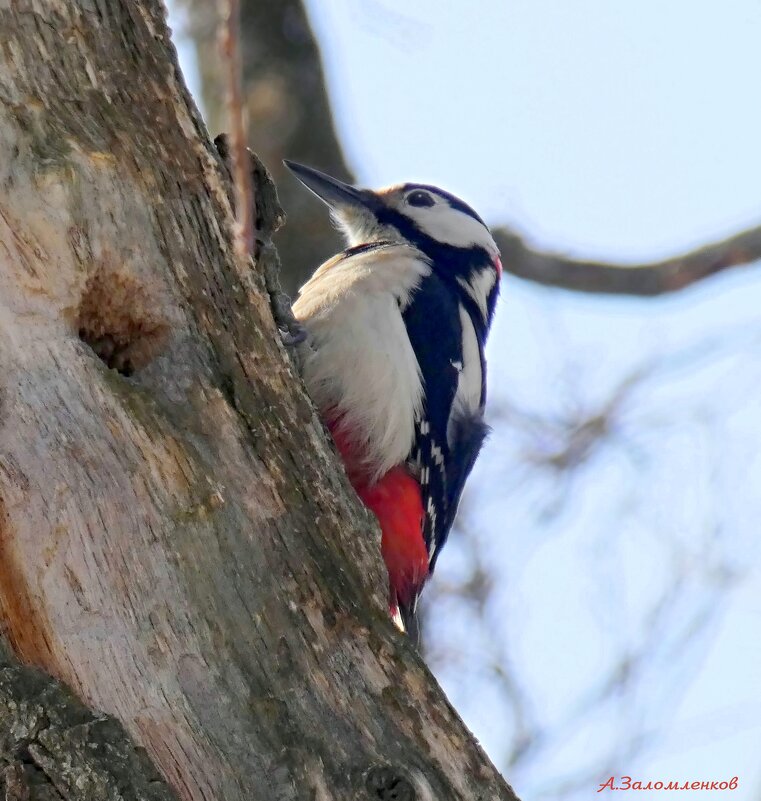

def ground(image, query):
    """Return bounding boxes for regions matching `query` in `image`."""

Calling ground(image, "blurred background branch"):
[175,1,761,299]
[494,224,761,295]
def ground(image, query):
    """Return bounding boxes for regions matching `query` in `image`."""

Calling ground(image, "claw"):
[269,292,307,347]
[280,324,307,347]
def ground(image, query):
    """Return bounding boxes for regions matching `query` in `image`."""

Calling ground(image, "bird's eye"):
[407,190,435,208]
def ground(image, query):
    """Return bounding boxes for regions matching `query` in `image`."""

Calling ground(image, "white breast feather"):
[448,304,482,446]
[293,244,431,481]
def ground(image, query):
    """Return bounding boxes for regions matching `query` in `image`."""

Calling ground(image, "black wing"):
[403,273,489,575]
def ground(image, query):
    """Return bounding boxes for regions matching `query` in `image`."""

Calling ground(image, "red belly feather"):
[327,418,429,616]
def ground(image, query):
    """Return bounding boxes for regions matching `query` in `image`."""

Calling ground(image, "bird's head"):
[285,161,501,323]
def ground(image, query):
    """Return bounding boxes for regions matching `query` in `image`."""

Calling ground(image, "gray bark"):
[0,638,175,800]
[0,2,518,800]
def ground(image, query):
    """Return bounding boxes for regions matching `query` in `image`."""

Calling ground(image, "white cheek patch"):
[404,204,498,254]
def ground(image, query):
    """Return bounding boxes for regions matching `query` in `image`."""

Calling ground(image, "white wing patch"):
[447,304,482,447]
[411,419,450,567]
[426,497,437,531]
[293,243,431,482]
[457,267,497,322]
[431,441,444,466]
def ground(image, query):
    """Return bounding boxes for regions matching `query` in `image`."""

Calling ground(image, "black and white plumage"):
[401,253,492,571]
[285,161,501,631]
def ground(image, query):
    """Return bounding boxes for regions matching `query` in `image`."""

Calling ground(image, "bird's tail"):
[396,595,421,646]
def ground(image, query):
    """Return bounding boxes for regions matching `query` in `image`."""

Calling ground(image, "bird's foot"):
[257,240,307,348]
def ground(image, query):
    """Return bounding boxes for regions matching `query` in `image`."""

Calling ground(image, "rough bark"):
[0,637,176,800]
[179,0,352,294]
[0,3,517,801]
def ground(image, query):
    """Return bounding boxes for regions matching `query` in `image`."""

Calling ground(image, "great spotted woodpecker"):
[285,162,501,636]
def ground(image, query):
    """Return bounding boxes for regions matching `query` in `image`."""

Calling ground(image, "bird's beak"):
[284,160,370,212]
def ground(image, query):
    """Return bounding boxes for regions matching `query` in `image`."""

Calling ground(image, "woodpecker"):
[285,161,501,636]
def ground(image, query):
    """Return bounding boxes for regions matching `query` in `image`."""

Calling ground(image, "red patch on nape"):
[494,254,503,277]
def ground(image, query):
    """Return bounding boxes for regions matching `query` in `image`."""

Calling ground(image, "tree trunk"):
[0,3,518,800]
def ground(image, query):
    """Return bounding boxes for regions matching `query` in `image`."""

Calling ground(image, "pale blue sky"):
[173,3,761,798]
[310,1,761,259]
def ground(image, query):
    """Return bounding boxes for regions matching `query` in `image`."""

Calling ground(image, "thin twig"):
[218,0,254,262]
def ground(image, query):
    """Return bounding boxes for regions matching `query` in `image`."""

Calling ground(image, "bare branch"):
[218,0,254,261]
[180,0,353,293]
[495,224,761,295]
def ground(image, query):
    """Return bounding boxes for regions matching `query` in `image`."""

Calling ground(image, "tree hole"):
[77,268,170,377]
[365,766,416,801]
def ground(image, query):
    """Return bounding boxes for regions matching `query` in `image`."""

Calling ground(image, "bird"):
[285,161,501,637]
